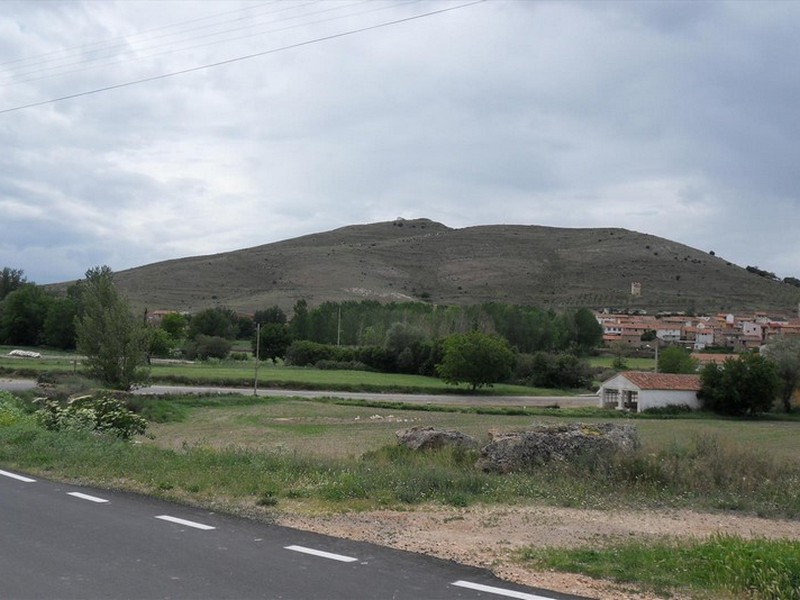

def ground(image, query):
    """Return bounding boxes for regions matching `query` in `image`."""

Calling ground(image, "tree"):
[0,284,53,345]
[253,323,292,363]
[518,351,592,389]
[608,341,629,370]
[384,322,427,373]
[658,346,698,374]
[42,296,78,349]
[0,267,27,300]
[254,306,287,325]
[570,308,604,353]
[187,307,238,340]
[640,329,657,342]
[436,331,515,391]
[74,266,150,390]
[148,328,174,358]
[698,353,779,416]
[763,337,800,412]
[289,299,310,341]
[160,312,188,341]
[184,335,231,360]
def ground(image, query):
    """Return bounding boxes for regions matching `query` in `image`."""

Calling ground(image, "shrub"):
[641,404,693,416]
[285,340,337,366]
[0,391,25,426]
[699,353,779,416]
[34,393,147,440]
[515,352,592,389]
[184,335,232,360]
[315,360,373,371]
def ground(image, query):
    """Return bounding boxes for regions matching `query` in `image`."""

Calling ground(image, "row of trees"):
[0,266,604,392]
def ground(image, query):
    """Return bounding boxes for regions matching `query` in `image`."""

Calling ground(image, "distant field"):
[0,346,564,396]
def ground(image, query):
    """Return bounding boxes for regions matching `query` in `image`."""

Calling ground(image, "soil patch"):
[277,504,800,599]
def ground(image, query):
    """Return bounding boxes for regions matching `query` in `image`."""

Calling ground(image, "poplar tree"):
[75,266,150,390]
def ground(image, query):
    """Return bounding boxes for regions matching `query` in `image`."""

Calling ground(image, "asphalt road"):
[0,470,589,600]
[1,378,597,408]
[136,385,598,408]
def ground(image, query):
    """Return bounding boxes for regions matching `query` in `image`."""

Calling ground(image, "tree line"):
[0,266,604,391]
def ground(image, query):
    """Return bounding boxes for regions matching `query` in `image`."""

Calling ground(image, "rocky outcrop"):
[396,427,479,451]
[476,423,639,473]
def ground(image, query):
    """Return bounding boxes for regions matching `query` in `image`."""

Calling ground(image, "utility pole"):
[654,341,659,373]
[254,322,260,396]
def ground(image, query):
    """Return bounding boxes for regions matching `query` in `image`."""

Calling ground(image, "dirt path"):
[276,503,800,599]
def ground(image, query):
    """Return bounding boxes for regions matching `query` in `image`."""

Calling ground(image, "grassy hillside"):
[84,218,799,315]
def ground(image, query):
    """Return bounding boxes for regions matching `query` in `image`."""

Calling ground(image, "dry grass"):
[145,397,800,464]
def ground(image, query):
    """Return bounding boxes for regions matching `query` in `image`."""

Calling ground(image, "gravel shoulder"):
[276,503,800,599]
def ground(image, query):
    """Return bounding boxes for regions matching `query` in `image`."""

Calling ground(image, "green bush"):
[515,352,592,389]
[315,360,373,371]
[34,393,147,440]
[184,335,232,360]
[285,340,338,366]
[699,353,780,416]
[0,391,26,426]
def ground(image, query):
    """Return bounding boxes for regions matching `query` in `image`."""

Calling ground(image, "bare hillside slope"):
[104,218,799,315]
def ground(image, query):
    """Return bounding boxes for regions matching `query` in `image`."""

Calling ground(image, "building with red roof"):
[598,371,702,413]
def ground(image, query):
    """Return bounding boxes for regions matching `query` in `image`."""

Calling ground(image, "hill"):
[105,218,800,316]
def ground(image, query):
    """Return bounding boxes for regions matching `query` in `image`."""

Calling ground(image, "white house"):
[598,371,701,413]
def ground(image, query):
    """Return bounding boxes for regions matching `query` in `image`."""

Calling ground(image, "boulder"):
[476,422,639,473]
[396,426,479,451]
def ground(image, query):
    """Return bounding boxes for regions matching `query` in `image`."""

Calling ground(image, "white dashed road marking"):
[284,545,359,563]
[0,469,36,482]
[452,580,558,600]
[67,491,109,503]
[0,471,566,599]
[155,515,216,530]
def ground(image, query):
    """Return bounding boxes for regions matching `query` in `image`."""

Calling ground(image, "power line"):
[0,1,278,71]
[0,1,398,88]
[0,0,485,116]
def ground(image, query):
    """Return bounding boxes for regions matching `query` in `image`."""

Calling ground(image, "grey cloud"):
[1,0,799,283]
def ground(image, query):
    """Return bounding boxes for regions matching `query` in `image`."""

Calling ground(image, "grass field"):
[0,345,569,396]
[143,395,800,464]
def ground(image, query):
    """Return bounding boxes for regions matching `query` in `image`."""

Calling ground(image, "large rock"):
[476,423,639,473]
[396,426,479,451]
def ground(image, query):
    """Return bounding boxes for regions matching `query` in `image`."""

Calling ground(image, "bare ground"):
[276,503,800,599]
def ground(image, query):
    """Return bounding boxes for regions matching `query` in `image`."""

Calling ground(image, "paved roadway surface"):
[135,384,598,408]
[0,469,589,600]
[1,378,598,408]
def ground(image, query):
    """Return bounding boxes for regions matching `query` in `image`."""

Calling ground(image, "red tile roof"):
[621,371,702,391]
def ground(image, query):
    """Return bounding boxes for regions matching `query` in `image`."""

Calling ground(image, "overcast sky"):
[1,0,798,284]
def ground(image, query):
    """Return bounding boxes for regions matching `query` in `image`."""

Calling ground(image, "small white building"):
[598,371,701,413]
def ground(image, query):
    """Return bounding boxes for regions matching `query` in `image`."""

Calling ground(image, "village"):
[595,304,800,413]
[596,306,800,352]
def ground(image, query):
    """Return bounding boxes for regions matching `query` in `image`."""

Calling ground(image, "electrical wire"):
[0,1,402,88]
[0,0,485,115]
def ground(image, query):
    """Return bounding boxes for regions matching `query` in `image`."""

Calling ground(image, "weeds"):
[520,534,800,599]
